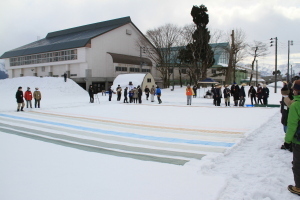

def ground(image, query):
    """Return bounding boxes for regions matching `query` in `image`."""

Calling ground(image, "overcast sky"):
[0,0,299,73]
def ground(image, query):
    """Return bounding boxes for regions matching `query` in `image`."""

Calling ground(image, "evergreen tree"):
[178,4,214,82]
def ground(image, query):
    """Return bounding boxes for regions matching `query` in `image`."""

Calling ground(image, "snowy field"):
[0,77,297,200]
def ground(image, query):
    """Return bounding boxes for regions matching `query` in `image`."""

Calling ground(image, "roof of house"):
[107,52,152,66]
[0,17,132,59]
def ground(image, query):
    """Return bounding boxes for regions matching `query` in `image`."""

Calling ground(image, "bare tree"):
[137,24,182,88]
[224,28,247,84]
[247,41,269,84]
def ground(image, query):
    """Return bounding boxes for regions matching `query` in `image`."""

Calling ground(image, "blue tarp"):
[198,78,219,83]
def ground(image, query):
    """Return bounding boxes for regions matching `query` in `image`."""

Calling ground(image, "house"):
[0,17,157,92]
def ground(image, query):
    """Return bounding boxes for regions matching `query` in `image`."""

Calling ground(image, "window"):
[9,49,78,66]
[41,66,45,72]
[142,69,151,73]
[168,69,173,73]
[130,68,140,72]
[116,67,127,72]
[147,78,151,83]
[211,69,216,74]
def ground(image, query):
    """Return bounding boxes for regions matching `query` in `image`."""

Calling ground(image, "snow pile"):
[111,73,146,90]
[268,81,287,88]
[0,76,88,111]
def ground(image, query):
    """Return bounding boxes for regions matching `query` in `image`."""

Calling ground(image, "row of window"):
[10,49,78,66]
[115,67,151,73]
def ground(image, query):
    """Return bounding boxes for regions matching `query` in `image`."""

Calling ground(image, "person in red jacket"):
[24,87,33,108]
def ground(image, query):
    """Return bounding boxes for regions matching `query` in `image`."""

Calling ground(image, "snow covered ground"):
[0,77,297,200]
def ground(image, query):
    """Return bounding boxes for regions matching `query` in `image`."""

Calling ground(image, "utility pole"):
[231,30,235,83]
[256,60,258,86]
[291,65,293,80]
[270,37,278,93]
[287,40,293,82]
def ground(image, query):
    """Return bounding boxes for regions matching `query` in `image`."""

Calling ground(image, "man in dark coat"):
[193,85,197,98]
[16,86,25,111]
[262,84,270,105]
[248,86,257,105]
[64,72,67,82]
[256,84,263,104]
[232,83,240,106]
[239,83,246,106]
[137,85,142,104]
[116,85,122,101]
[214,84,222,106]
[223,85,231,106]
[144,86,150,100]
[88,85,94,103]
[124,87,128,103]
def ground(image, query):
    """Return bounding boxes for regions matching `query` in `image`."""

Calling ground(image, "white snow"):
[111,73,146,90]
[0,76,298,200]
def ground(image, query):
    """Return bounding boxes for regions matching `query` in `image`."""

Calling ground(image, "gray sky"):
[0,0,299,74]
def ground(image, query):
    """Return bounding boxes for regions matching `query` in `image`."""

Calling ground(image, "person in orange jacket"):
[24,87,33,108]
[186,84,194,105]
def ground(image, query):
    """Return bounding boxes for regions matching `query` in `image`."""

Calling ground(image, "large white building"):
[0,17,157,92]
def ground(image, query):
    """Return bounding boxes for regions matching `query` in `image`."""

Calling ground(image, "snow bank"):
[0,76,88,112]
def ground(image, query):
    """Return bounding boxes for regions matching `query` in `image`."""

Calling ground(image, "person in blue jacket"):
[156,86,162,104]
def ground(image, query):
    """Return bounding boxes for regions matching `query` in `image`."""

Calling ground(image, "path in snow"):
[206,111,298,200]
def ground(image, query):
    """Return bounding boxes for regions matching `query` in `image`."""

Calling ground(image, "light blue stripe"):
[0,114,235,147]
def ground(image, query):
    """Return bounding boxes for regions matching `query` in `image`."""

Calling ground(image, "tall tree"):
[247,41,269,84]
[224,29,247,84]
[138,24,182,88]
[178,5,215,83]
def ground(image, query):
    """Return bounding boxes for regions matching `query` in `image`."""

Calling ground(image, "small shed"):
[112,73,155,91]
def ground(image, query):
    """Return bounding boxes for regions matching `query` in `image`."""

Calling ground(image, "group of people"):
[279,80,300,196]
[88,84,162,104]
[201,82,270,107]
[15,86,42,111]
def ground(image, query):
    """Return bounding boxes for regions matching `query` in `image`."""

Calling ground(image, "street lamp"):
[287,40,293,82]
[270,37,278,93]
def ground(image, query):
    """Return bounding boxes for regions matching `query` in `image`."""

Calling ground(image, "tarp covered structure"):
[198,78,219,84]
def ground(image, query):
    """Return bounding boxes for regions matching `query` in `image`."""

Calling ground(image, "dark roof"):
[107,52,152,66]
[0,17,132,59]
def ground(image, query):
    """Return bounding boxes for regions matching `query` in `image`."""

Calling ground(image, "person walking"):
[262,84,269,105]
[214,84,222,106]
[211,85,216,106]
[64,72,67,82]
[223,85,231,107]
[248,86,257,105]
[116,85,122,101]
[108,87,114,101]
[193,85,197,98]
[156,86,162,104]
[256,84,263,104]
[24,87,33,108]
[33,87,42,108]
[186,84,193,105]
[239,83,246,107]
[137,85,142,104]
[88,85,94,103]
[150,85,156,102]
[124,87,128,103]
[133,87,138,103]
[284,80,300,195]
[16,86,25,112]
[144,85,150,100]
